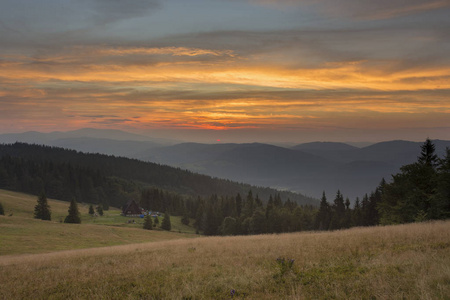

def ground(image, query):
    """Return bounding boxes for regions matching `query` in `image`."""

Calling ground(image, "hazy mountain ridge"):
[1,129,449,200]
[139,140,450,199]
[0,142,317,206]
[0,128,177,145]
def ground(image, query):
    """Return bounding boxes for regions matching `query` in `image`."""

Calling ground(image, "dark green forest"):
[1,140,449,236]
[0,142,316,210]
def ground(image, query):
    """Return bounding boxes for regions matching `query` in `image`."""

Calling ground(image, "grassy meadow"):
[1,189,450,299]
[0,189,197,255]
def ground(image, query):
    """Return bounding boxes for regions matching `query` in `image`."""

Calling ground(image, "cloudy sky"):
[1,0,449,143]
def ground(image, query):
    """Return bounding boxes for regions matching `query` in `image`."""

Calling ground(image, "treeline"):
[378,139,450,223]
[315,184,383,231]
[316,139,449,230]
[0,155,139,209]
[0,143,316,208]
[141,189,316,235]
[141,139,449,236]
[140,186,380,235]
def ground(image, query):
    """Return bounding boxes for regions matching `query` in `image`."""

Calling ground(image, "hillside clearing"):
[0,189,197,255]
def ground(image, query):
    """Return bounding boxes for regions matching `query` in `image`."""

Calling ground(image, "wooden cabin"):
[122,200,142,216]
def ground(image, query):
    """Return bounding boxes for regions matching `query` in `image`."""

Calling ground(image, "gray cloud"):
[251,0,450,20]
[88,0,161,24]
[152,25,450,73]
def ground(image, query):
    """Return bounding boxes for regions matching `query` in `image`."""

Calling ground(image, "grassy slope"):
[1,222,449,298]
[1,189,450,299]
[0,189,197,255]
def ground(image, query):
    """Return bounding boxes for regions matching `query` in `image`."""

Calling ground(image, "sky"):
[1,0,449,144]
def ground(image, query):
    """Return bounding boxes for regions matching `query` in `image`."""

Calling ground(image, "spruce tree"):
[220,216,237,235]
[203,204,219,235]
[64,198,81,224]
[329,190,345,230]
[96,205,104,216]
[88,204,95,215]
[315,192,330,230]
[0,201,4,215]
[434,148,450,219]
[249,208,266,234]
[143,215,153,230]
[181,211,190,225]
[265,195,275,233]
[352,197,362,227]
[34,191,51,221]
[379,139,440,224]
[161,212,171,231]
[418,138,438,167]
[153,215,159,227]
[235,193,242,217]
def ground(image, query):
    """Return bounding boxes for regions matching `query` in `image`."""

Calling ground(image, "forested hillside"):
[1,140,448,237]
[0,143,317,210]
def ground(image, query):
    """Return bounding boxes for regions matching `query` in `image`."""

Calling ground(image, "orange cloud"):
[1,43,449,133]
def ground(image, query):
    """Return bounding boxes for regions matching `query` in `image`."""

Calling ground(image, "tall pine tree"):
[64,198,81,224]
[143,215,153,230]
[433,148,450,219]
[161,212,171,231]
[315,192,331,230]
[88,204,95,215]
[379,139,440,224]
[34,191,51,221]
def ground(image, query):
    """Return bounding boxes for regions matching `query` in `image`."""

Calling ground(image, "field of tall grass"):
[1,219,449,299]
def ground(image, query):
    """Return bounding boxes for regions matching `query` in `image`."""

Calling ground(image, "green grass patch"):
[0,189,197,255]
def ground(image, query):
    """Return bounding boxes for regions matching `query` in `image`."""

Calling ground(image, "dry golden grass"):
[1,221,449,299]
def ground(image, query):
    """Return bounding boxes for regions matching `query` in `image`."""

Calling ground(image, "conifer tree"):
[315,192,330,230]
[64,198,81,224]
[194,198,204,230]
[34,191,51,221]
[88,204,95,215]
[379,139,440,224]
[203,204,219,235]
[418,138,439,167]
[143,215,153,230]
[352,197,362,226]
[274,193,283,208]
[161,212,171,231]
[433,148,450,219]
[242,191,254,218]
[181,211,190,225]
[329,190,345,230]
[343,197,352,228]
[235,193,242,217]
[249,208,266,234]
[153,215,159,227]
[265,195,275,233]
[0,201,4,215]
[220,216,237,236]
[96,205,104,216]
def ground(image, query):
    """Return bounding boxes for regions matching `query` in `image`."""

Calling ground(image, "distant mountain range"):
[0,128,174,158]
[2,128,449,200]
[138,140,450,200]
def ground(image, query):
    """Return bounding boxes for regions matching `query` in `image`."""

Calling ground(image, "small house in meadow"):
[121,200,142,216]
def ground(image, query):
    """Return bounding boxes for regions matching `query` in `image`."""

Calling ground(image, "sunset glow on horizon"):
[1,0,449,143]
